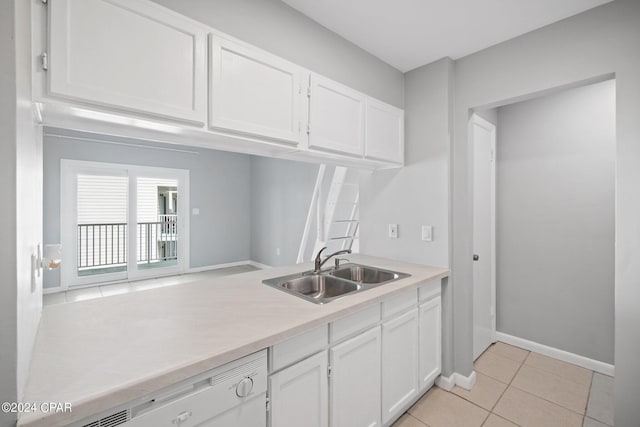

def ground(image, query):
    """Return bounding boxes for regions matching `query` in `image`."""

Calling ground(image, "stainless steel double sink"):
[262,263,410,304]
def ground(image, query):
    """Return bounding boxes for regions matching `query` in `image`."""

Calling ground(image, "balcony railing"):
[77,215,177,272]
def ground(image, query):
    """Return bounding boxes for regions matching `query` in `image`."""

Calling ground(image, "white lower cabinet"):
[269,351,328,427]
[419,297,442,391]
[267,285,442,427]
[381,308,420,425]
[329,326,382,427]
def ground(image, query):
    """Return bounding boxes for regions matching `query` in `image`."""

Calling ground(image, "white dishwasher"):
[76,350,267,427]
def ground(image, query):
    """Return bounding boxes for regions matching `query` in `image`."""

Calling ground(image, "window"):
[61,160,189,289]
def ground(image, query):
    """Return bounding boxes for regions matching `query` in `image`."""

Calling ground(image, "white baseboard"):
[188,260,255,273]
[436,370,477,391]
[496,332,614,376]
[247,260,272,269]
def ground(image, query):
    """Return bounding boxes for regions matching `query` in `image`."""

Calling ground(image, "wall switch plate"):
[192,208,200,215]
[422,225,433,242]
[388,224,398,239]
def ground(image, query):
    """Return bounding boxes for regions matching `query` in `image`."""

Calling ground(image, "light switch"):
[192,208,200,215]
[388,224,398,239]
[422,225,433,242]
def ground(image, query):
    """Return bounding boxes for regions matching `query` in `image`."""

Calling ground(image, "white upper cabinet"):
[308,74,365,156]
[42,0,405,168]
[48,0,207,124]
[365,98,405,164]
[209,36,303,145]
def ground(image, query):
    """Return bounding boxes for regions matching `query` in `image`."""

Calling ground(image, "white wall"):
[249,157,320,267]
[150,0,404,108]
[496,80,615,364]
[15,0,43,404]
[0,1,43,426]
[359,58,451,268]
[450,1,640,424]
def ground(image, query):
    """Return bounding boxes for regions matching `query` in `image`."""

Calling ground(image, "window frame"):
[60,159,190,289]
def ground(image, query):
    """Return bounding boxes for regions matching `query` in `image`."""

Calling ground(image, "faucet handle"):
[334,258,349,269]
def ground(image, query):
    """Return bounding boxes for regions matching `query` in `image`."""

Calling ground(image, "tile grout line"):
[505,358,593,418]
[449,344,527,426]
[495,345,596,422]
[483,348,529,426]
[406,413,430,427]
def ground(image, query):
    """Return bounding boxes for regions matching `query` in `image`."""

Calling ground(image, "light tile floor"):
[43,264,261,306]
[393,342,614,427]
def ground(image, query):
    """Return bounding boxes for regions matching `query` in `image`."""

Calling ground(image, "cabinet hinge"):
[41,0,48,4]
[266,395,270,412]
[40,52,48,71]
[307,86,311,98]
[327,365,332,378]
[306,124,310,135]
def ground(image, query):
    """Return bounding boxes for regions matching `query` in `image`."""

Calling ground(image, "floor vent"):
[82,409,130,427]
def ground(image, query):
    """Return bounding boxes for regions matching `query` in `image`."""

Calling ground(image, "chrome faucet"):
[313,247,352,273]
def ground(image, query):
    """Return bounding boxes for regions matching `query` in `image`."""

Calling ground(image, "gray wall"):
[360,58,451,268]
[496,80,615,364]
[1,1,43,426]
[0,3,19,425]
[150,0,404,108]
[450,1,640,424]
[43,129,252,288]
[250,157,319,267]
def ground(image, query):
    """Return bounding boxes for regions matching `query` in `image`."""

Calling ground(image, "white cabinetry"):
[365,98,404,164]
[308,74,365,156]
[48,0,207,124]
[329,326,382,427]
[269,351,328,427]
[209,36,303,145]
[419,296,442,391]
[381,308,420,424]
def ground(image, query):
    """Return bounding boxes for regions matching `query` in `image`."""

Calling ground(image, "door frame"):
[60,159,190,290]
[470,113,497,359]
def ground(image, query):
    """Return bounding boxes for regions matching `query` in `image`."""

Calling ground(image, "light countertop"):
[19,254,448,427]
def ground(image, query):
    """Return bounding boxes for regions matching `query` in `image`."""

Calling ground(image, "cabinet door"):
[419,297,442,391]
[381,308,419,424]
[210,36,303,145]
[269,351,328,427]
[308,74,365,156]
[364,98,404,164]
[49,0,207,123]
[330,326,381,427]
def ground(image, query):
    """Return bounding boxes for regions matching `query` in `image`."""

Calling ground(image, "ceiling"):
[281,0,613,72]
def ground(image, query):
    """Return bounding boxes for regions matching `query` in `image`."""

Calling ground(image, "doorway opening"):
[471,78,616,371]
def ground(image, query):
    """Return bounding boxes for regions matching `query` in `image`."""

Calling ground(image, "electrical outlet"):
[388,224,398,239]
[192,208,200,215]
[422,225,433,242]
[276,248,281,256]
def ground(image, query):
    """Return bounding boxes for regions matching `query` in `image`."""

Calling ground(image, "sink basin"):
[263,263,410,304]
[282,275,358,301]
[263,273,359,304]
[330,264,404,284]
